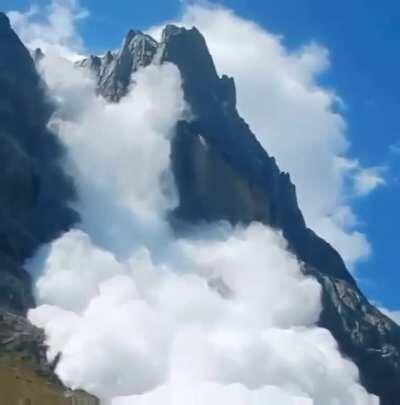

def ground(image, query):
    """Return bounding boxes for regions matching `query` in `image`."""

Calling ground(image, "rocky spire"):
[77,29,158,101]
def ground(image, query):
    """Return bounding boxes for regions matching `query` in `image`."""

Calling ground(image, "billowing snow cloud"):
[27,22,376,405]
[30,224,376,404]
[158,4,386,267]
[8,0,87,60]
[8,1,380,404]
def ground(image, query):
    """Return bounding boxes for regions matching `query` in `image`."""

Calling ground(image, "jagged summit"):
[77,28,158,101]
[125,28,142,41]
[162,24,186,39]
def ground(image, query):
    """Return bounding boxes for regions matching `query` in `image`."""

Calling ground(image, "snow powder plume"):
[27,47,377,405]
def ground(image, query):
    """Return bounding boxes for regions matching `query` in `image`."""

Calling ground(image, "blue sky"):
[4,0,400,311]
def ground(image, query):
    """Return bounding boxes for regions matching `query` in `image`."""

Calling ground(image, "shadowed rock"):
[0,12,98,403]
[0,11,79,314]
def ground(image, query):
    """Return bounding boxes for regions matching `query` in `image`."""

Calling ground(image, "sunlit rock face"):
[78,24,400,404]
[0,12,79,314]
[77,30,158,102]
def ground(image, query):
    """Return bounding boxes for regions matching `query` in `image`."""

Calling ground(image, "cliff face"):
[0,12,79,315]
[0,11,91,403]
[79,25,400,404]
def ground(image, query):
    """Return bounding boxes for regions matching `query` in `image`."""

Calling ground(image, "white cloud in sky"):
[353,166,386,196]
[336,157,386,197]
[7,0,87,60]
[379,307,400,325]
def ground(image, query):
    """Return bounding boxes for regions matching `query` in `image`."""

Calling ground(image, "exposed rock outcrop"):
[79,24,400,404]
[0,310,52,374]
[0,309,99,404]
[77,30,158,101]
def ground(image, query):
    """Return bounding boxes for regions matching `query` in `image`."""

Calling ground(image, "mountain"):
[0,11,99,404]
[0,12,79,315]
[0,8,399,403]
[78,25,400,404]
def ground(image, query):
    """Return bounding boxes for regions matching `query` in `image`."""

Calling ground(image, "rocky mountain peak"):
[125,28,141,42]
[160,24,211,49]
[161,24,185,41]
[77,28,158,101]
[76,23,400,404]
[158,24,219,96]
[120,28,157,54]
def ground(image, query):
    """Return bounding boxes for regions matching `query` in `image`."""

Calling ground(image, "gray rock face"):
[0,309,54,375]
[316,273,400,402]
[0,309,100,404]
[80,24,400,403]
[0,11,79,315]
[0,13,89,399]
[77,30,158,101]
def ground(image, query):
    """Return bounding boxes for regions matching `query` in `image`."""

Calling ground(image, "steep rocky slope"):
[0,310,99,404]
[0,12,78,315]
[0,11,96,404]
[78,25,400,404]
